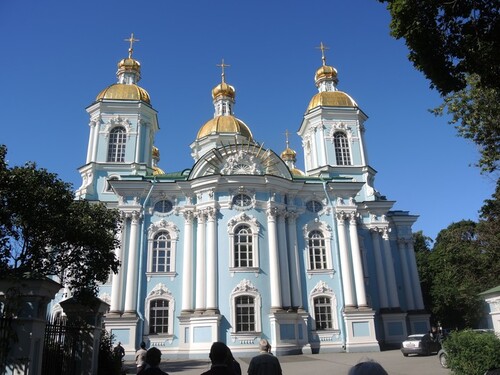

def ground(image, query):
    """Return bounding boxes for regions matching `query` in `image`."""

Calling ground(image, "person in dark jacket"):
[201,342,234,375]
[138,347,169,375]
[247,339,282,375]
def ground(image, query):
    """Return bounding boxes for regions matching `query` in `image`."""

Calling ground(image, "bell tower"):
[76,34,159,201]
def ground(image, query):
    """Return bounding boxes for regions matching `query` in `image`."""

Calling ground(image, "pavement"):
[123,349,450,375]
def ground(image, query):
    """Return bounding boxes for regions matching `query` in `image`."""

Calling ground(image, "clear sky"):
[0,0,495,241]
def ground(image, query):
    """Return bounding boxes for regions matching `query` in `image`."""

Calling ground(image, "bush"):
[98,330,122,375]
[443,329,500,375]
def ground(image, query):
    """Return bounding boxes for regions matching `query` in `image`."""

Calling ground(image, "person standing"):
[135,341,148,373]
[247,339,282,375]
[138,347,169,375]
[201,342,234,375]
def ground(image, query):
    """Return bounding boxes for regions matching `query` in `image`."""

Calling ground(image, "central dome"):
[96,83,151,104]
[197,115,253,140]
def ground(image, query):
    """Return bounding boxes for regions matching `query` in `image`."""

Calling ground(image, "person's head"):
[140,341,146,349]
[146,347,162,367]
[259,339,271,353]
[209,342,229,365]
[348,360,388,375]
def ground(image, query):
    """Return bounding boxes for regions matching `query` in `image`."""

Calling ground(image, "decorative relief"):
[266,206,279,219]
[303,220,332,238]
[102,116,133,136]
[227,213,259,230]
[221,150,263,175]
[148,220,180,237]
[148,283,172,298]
[183,210,194,222]
[232,279,259,294]
[311,280,333,294]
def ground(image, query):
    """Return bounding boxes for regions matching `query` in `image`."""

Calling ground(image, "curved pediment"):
[189,143,292,180]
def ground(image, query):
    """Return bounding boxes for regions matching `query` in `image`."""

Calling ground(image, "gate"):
[41,318,87,375]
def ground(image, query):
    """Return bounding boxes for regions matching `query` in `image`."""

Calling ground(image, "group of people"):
[116,339,388,375]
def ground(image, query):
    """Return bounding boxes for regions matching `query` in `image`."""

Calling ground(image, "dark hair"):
[146,347,162,367]
[140,341,146,349]
[209,342,229,364]
[348,360,388,375]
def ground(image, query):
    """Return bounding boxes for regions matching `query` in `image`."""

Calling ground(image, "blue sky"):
[0,0,495,241]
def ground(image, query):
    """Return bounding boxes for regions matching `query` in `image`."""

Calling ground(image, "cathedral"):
[64,36,429,357]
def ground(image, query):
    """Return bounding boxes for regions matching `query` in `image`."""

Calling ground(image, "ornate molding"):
[148,220,180,238]
[147,283,172,298]
[311,280,333,295]
[232,279,259,294]
[102,115,133,137]
[227,212,259,230]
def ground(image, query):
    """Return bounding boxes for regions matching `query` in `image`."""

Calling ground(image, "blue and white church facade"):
[60,39,429,357]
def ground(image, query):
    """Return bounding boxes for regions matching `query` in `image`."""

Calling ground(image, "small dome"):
[118,57,141,72]
[307,91,357,111]
[281,147,297,161]
[290,167,305,176]
[96,83,151,104]
[197,115,253,140]
[315,65,338,84]
[153,166,165,175]
[212,82,235,100]
[152,146,160,159]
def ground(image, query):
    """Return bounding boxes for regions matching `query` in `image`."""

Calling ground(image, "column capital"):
[206,206,218,221]
[183,209,195,222]
[335,211,347,222]
[266,206,279,220]
[195,210,207,223]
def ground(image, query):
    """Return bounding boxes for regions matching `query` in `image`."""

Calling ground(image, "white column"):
[110,214,127,312]
[348,213,367,307]
[134,119,141,164]
[398,238,415,311]
[287,212,302,308]
[86,120,96,163]
[371,229,389,308]
[181,210,194,312]
[319,124,327,166]
[336,212,355,307]
[358,122,367,165]
[381,228,400,309]
[267,207,282,310]
[206,208,218,312]
[407,239,425,310]
[278,211,291,309]
[124,211,141,312]
[91,120,99,162]
[195,211,206,311]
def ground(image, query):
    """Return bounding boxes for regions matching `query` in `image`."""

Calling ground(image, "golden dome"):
[153,166,165,175]
[96,83,151,104]
[212,82,235,100]
[118,57,141,72]
[152,146,160,159]
[197,115,253,140]
[290,167,305,176]
[315,65,338,84]
[281,147,297,161]
[307,91,357,111]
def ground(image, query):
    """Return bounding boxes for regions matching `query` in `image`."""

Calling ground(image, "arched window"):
[333,132,351,165]
[235,295,255,332]
[234,225,253,268]
[145,283,175,338]
[152,231,171,273]
[149,299,169,334]
[230,279,262,339]
[228,214,260,271]
[309,280,339,332]
[308,230,327,270]
[107,126,127,162]
[314,296,333,330]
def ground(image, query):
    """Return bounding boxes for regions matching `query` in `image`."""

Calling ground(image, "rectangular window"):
[236,296,255,332]
[150,299,169,334]
[314,296,332,330]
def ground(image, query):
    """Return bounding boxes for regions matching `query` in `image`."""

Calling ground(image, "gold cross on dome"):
[124,33,140,58]
[217,58,230,83]
[316,42,329,66]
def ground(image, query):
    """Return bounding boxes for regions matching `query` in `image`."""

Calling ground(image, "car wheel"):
[439,352,448,368]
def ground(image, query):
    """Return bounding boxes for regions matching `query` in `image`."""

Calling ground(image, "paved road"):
[124,349,450,375]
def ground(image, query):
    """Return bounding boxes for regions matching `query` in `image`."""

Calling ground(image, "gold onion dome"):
[118,57,141,72]
[212,82,235,100]
[197,115,253,140]
[315,65,338,85]
[152,146,165,175]
[290,168,305,176]
[281,147,297,161]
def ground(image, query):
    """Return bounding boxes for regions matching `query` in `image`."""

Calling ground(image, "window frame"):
[107,126,127,163]
[303,221,334,276]
[147,221,179,278]
[309,280,339,332]
[333,131,352,166]
[229,279,262,338]
[228,213,260,272]
[145,283,175,338]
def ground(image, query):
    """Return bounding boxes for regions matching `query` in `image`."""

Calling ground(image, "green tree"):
[428,220,495,328]
[413,231,433,311]
[0,145,120,296]
[379,0,500,173]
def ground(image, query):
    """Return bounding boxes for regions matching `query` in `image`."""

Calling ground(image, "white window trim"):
[229,279,262,336]
[228,213,260,272]
[146,220,179,278]
[303,221,334,277]
[144,283,175,337]
[309,280,339,332]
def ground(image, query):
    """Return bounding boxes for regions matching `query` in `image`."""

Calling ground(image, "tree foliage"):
[380,0,500,174]
[418,220,500,329]
[0,145,120,296]
[380,0,500,95]
[413,231,433,311]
